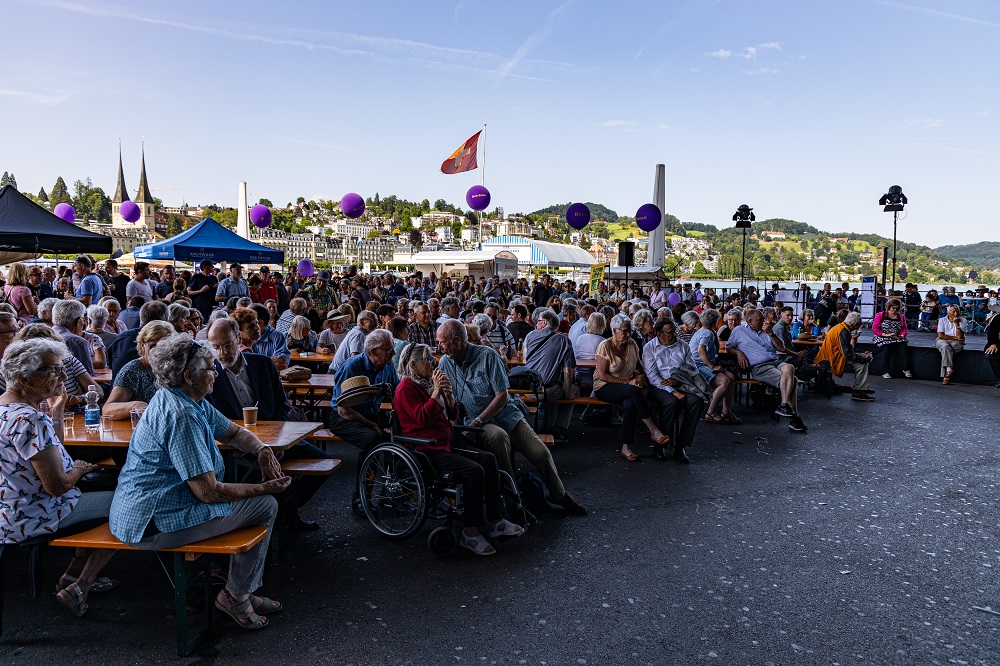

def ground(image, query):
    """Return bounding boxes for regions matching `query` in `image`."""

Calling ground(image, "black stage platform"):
[854,329,995,385]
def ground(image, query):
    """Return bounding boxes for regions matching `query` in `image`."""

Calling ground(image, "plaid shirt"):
[305,285,338,313]
[406,320,438,346]
[439,344,521,431]
[110,387,232,544]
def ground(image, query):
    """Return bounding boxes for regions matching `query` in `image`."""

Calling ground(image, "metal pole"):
[891,210,898,293]
[740,227,747,294]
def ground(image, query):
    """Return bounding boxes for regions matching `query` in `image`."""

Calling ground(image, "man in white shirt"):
[568,304,594,347]
[125,261,156,304]
[330,310,378,368]
[642,317,705,463]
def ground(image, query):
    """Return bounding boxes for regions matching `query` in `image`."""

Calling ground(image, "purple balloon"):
[635,203,662,232]
[250,204,272,228]
[120,200,140,223]
[566,203,591,230]
[668,292,681,307]
[466,185,491,212]
[297,259,315,278]
[53,202,76,223]
[341,193,366,219]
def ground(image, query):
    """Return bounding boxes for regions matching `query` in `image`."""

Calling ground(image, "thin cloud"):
[496,0,573,77]
[759,41,782,51]
[0,88,69,104]
[707,49,732,59]
[901,117,945,128]
[975,111,991,117]
[23,0,563,82]
[744,67,778,76]
[592,120,638,127]
[873,0,1000,29]
[737,47,757,59]
[657,124,669,130]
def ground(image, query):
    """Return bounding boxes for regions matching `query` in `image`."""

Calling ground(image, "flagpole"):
[481,123,486,187]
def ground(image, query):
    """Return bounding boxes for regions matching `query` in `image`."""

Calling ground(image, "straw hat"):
[338,376,382,408]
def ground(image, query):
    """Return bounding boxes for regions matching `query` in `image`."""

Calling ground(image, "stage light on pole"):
[733,204,755,294]
[878,185,907,295]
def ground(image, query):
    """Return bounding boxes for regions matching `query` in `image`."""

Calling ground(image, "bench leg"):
[173,553,215,657]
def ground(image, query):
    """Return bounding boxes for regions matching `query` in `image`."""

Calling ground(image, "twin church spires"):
[111,144,156,231]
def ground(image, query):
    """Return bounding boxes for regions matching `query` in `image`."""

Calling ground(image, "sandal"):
[460,533,496,556]
[620,450,640,462]
[57,574,119,595]
[488,519,524,539]
[56,582,89,617]
[250,595,283,615]
[720,412,742,424]
[650,432,671,445]
[215,589,269,630]
[703,412,725,424]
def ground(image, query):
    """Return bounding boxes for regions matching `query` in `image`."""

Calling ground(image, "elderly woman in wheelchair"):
[391,343,523,556]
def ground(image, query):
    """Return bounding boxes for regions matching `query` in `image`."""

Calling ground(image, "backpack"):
[507,366,544,391]
[516,472,549,516]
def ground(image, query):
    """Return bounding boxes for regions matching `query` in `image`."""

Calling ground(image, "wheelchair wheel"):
[427,526,458,557]
[359,444,429,539]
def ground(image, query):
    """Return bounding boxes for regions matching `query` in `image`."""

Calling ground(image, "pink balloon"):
[668,292,681,307]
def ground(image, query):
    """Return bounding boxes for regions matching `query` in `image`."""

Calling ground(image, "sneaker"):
[903,370,913,378]
[774,403,795,418]
[553,493,587,515]
[882,373,892,379]
[610,416,623,426]
[851,391,875,402]
[788,416,807,432]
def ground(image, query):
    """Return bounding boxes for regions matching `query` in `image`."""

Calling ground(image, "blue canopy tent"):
[133,217,283,265]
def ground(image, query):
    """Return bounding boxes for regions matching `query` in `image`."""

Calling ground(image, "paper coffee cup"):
[242,406,258,426]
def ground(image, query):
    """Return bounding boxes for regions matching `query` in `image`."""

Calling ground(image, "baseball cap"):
[318,270,332,281]
[200,259,214,268]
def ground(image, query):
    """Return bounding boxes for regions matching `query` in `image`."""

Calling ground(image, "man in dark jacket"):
[205,317,333,529]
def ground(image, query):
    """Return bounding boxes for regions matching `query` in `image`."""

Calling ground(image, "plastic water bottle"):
[84,385,101,433]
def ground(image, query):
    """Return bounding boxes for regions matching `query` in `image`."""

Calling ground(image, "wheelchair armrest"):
[392,435,439,449]
[452,425,484,435]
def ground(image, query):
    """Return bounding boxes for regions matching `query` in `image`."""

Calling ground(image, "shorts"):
[750,360,787,388]
[696,365,716,384]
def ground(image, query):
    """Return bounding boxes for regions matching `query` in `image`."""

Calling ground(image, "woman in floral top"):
[0,338,117,617]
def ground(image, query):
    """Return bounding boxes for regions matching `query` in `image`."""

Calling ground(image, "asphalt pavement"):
[2,375,999,665]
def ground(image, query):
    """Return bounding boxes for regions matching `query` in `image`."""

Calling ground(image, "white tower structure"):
[647,163,666,269]
[236,181,250,240]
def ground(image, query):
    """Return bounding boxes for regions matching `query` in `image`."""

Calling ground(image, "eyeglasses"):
[214,342,238,354]
[35,365,66,377]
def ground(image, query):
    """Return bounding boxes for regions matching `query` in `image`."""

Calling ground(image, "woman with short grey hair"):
[87,304,118,349]
[0,338,118,617]
[166,303,190,334]
[631,309,655,347]
[110,333,292,630]
[679,310,701,345]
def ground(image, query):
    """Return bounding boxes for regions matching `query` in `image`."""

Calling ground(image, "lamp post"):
[733,204,755,295]
[878,185,907,295]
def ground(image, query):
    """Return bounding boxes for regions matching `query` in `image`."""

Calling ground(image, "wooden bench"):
[50,522,268,656]
[280,458,342,475]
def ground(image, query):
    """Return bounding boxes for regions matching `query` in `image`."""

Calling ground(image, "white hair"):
[1,338,69,389]
[52,299,86,328]
[87,304,109,330]
[363,328,394,354]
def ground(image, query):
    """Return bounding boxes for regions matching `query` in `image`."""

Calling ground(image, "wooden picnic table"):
[93,368,112,383]
[290,350,334,365]
[575,358,597,369]
[61,419,323,451]
[281,374,338,390]
[792,339,823,346]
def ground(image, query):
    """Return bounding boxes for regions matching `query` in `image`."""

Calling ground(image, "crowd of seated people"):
[6,254,1000,636]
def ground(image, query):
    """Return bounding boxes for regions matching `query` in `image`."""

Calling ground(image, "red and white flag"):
[440,131,481,174]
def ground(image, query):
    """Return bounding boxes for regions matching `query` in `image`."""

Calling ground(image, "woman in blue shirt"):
[110,333,291,631]
[791,309,822,340]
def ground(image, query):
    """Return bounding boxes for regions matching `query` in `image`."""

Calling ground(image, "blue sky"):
[2,0,998,246]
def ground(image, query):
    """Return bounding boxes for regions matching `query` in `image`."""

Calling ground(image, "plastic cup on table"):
[129,408,144,429]
[242,406,258,427]
[63,412,75,431]
[100,415,113,433]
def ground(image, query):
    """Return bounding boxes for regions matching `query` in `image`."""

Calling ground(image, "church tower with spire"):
[133,146,157,233]
[111,145,130,228]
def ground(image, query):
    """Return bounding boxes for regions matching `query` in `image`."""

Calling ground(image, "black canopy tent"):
[0,185,114,256]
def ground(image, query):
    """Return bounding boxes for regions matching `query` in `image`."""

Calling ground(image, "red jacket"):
[393,378,455,451]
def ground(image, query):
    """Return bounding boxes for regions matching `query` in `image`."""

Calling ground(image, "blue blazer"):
[206,352,289,422]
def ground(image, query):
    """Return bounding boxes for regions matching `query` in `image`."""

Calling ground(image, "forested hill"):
[529,202,686,236]
[935,242,1000,270]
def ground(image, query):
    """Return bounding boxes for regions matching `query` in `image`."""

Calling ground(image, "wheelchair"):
[356,386,527,556]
